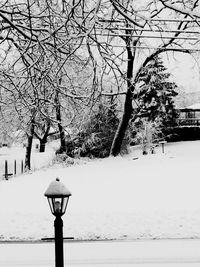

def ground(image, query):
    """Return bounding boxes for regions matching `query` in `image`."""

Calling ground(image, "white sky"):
[164,53,200,93]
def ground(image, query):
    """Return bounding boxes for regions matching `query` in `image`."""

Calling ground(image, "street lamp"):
[44,178,72,267]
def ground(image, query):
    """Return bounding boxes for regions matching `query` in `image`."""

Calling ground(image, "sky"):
[164,53,200,93]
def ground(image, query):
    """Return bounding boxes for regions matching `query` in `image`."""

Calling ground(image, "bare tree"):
[1,0,200,160]
[0,0,101,166]
[84,0,200,156]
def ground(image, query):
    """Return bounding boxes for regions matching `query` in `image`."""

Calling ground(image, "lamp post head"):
[44,178,72,216]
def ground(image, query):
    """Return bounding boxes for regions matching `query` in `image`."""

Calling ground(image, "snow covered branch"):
[159,0,200,19]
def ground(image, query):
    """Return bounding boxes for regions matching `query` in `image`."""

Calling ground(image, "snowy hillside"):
[0,140,200,241]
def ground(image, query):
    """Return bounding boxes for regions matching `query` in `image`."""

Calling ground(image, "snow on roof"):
[186,103,200,110]
[180,103,200,111]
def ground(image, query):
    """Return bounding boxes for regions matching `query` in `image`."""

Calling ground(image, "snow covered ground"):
[0,140,200,241]
[0,140,57,177]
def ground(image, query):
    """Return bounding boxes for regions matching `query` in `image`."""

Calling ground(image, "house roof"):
[180,103,200,111]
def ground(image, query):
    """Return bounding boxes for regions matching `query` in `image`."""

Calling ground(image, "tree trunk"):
[55,90,67,153]
[39,138,46,152]
[110,41,134,156]
[34,119,51,153]
[25,120,35,170]
[58,123,67,153]
[110,90,133,156]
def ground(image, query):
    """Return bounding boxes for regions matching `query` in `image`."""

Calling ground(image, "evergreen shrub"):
[163,126,200,142]
[66,103,119,158]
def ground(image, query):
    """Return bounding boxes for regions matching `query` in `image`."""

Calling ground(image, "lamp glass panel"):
[53,197,62,214]
[62,197,69,214]
[47,198,54,214]
[47,196,70,216]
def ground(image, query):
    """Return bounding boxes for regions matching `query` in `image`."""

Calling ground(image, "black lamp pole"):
[44,178,72,267]
[54,215,64,267]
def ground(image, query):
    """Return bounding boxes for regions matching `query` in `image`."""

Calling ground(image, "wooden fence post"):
[14,160,17,176]
[5,160,8,180]
[21,160,24,174]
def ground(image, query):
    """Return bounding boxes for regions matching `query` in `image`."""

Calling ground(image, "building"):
[178,103,200,126]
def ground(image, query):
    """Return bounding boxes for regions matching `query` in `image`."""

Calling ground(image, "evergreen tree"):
[66,97,119,158]
[130,56,178,153]
[136,56,178,126]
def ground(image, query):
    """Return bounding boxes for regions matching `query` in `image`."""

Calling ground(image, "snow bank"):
[0,140,200,241]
